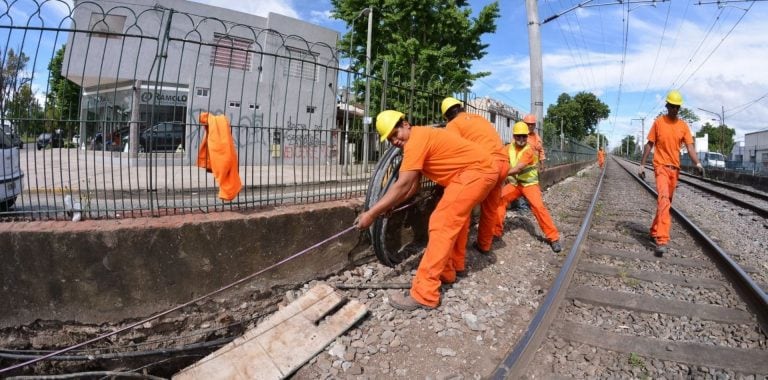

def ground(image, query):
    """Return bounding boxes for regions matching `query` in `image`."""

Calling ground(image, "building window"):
[282,46,318,81]
[489,111,497,123]
[306,106,316,113]
[229,101,240,108]
[196,87,209,97]
[89,13,126,39]
[249,104,259,110]
[211,33,253,71]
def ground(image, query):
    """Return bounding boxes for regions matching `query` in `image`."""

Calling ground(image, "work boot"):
[654,244,668,257]
[550,240,562,253]
[389,292,435,311]
[472,242,497,264]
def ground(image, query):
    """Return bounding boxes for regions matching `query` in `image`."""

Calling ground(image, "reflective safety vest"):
[508,144,538,187]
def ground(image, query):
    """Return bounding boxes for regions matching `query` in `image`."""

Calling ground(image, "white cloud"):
[192,0,299,19]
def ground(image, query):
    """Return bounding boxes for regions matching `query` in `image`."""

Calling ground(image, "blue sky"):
[12,0,768,150]
[194,0,768,151]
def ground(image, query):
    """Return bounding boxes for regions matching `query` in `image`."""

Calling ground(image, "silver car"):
[1,132,23,211]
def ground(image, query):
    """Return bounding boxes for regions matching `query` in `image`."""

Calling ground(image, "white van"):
[1,132,23,211]
[698,152,726,168]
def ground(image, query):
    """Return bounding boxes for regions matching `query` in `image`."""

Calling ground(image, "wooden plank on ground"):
[174,283,368,380]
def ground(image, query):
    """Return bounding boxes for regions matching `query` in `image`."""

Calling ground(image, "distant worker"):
[355,110,497,310]
[638,90,703,257]
[441,97,509,257]
[597,146,605,168]
[497,122,562,253]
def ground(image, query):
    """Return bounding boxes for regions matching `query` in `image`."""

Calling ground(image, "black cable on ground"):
[0,224,357,374]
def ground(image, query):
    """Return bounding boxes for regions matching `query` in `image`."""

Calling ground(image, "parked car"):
[698,152,726,168]
[36,132,64,150]
[123,122,186,152]
[1,132,23,211]
[2,125,22,149]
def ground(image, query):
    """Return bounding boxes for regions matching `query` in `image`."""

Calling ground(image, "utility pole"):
[525,0,543,134]
[632,117,645,151]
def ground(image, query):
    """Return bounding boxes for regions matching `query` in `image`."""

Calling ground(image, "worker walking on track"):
[441,97,509,257]
[598,146,605,168]
[355,110,498,310]
[497,122,562,253]
[638,90,703,257]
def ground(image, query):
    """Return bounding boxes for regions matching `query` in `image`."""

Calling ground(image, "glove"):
[638,170,645,180]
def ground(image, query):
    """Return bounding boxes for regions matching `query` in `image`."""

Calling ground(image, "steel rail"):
[630,159,768,331]
[489,162,607,379]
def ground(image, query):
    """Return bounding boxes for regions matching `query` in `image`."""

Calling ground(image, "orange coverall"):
[445,112,509,252]
[197,113,242,201]
[527,131,546,162]
[497,144,560,243]
[401,127,497,308]
[646,115,694,245]
[598,149,605,168]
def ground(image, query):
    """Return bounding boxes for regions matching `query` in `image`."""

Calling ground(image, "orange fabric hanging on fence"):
[197,112,242,201]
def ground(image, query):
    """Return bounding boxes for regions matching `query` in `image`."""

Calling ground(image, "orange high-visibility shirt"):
[527,132,546,162]
[511,143,536,168]
[647,115,693,168]
[445,112,508,162]
[400,126,496,186]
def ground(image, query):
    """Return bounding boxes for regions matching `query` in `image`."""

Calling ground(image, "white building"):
[63,0,339,164]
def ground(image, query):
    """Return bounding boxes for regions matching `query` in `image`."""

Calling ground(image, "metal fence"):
[0,0,595,221]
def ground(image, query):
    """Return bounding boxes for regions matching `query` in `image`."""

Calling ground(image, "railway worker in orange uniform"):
[355,110,498,310]
[638,90,703,257]
[497,122,562,253]
[441,97,509,257]
[523,114,546,170]
[494,113,547,235]
[597,146,605,168]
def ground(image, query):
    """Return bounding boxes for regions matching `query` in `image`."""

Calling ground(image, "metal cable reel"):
[364,146,439,267]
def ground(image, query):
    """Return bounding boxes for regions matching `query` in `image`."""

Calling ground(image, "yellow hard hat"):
[513,121,529,135]
[666,90,683,106]
[376,110,405,142]
[441,97,463,117]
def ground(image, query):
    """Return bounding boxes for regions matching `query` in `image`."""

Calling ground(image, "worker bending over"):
[441,97,509,258]
[355,110,497,310]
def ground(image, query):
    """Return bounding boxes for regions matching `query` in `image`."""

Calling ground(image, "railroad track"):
[492,157,768,378]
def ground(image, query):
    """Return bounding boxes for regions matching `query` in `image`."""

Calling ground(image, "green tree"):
[6,83,43,134]
[616,135,638,157]
[696,121,734,155]
[543,92,610,142]
[46,45,81,137]
[0,48,30,120]
[678,107,699,125]
[332,0,500,123]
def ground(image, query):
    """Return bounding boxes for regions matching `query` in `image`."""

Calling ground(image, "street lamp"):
[697,106,725,154]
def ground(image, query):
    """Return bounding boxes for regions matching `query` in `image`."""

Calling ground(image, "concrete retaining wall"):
[0,200,368,327]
